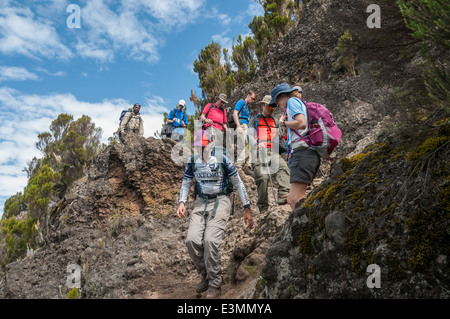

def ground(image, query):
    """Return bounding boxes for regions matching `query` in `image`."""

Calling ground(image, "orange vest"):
[256,116,277,148]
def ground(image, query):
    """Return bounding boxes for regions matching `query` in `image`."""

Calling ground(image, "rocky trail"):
[131,167,325,300]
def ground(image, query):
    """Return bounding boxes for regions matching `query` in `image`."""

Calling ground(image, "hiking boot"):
[195,276,209,294]
[206,286,221,299]
[277,197,288,205]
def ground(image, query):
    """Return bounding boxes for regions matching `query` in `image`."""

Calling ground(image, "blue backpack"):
[119,108,132,124]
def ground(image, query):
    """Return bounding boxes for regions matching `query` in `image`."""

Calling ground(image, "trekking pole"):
[262,147,278,205]
[319,167,327,179]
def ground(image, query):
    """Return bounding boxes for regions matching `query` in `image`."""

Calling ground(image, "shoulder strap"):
[255,115,275,141]
[125,108,133,127]
[169,108,176,120]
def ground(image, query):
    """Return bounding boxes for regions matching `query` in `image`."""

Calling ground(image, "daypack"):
[289,98,341,157]
[119,108,141,128]
[226,101,249,129]
[119,108,132,125]
[254,114,287,154]
[188,147,235,216]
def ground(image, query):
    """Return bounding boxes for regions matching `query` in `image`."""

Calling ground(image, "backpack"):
[289,98,342,157]
[188,147,235,216]
[119,108,142,128]
[254,115,287,154]
[119,108,132,125]
[227,101,250,129]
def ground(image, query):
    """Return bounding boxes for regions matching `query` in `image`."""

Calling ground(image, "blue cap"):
[270,83,295,106]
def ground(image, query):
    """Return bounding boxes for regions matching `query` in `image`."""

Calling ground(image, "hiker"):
[231,90,256,168]
[270,83,320,210]
[176,129,253,299]
[248,95,290,213]
[291,85,302,99]
[167,99,188,141]
[200,93,228,148]
[119,103,144,139]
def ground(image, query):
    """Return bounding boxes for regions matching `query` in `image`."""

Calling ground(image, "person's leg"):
[185,201,207,278]
[203,196,231,290]
[274,154,290,202]
[253,160,269,213]
[287,182,308,210]
[236,124,248,166]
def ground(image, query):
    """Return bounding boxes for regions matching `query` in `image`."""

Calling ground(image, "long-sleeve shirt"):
[179,151,250,208]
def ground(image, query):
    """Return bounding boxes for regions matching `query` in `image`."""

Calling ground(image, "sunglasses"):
[267,105,276,109]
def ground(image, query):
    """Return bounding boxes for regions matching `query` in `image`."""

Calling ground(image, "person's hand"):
[237,126,243,134]
[279,114,286,126]
[243,208,253,229]
[176,202,186,218]
[181,121,186,126]
[206,119,213,125]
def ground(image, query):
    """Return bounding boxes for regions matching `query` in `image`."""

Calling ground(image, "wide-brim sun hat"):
[257,95,272,105]
[192,129,211,147]
[218,93,228,104]
[270,83,295,106]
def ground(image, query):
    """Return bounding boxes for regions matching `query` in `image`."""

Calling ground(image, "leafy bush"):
[397,0,450,103]
[0,216,38,265]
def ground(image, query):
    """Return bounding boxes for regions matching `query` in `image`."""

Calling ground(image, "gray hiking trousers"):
[185,195,231,288]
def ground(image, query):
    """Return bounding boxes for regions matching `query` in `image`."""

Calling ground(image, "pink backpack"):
[290,98,342,157]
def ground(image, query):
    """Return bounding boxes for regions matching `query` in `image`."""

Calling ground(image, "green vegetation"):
[397,0,450,103]
[0,216,38,266]
[191,0,305,106]
[67,287,79,299]
[333,30,356,76]
[1,113,104,266]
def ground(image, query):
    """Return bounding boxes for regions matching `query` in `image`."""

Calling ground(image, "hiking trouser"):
[185,195,231,288]
[252,150,290,213]
[235,124,249,166]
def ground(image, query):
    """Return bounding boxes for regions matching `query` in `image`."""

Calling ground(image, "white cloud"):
[0,0,206,65]
[0,66,39,82]
[75,39,115,63]
[136,0,205,30]
[212,29,233,55]
[218,14,231,26]
[0,3,73,60]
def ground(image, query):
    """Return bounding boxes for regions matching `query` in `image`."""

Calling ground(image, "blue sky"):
[0,0,264,217]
